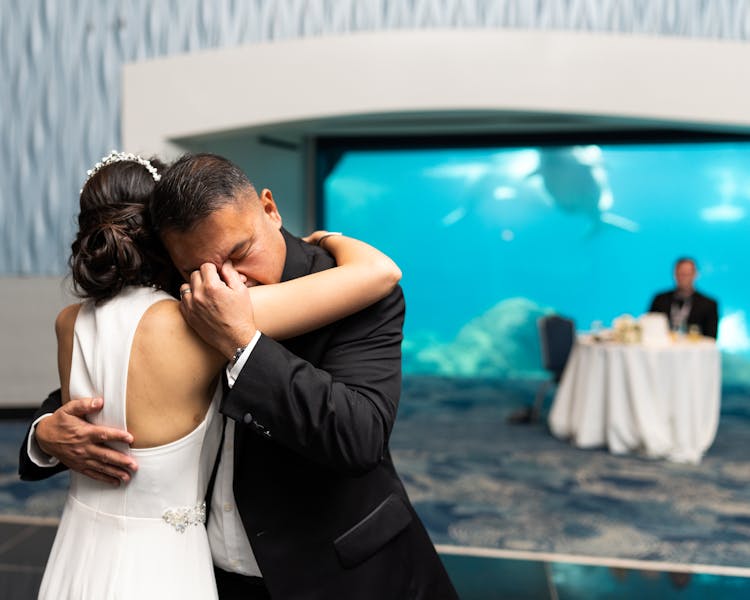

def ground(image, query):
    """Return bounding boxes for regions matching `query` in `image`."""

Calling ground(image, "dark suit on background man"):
[649,289,719,339]
[20,229,457,599]
[648,257,719,340]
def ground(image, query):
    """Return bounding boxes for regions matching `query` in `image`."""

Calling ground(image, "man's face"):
[674,260,697,294]
[162,188,286,286]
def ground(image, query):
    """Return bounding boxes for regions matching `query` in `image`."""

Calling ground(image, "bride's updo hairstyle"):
[70,152,176,303]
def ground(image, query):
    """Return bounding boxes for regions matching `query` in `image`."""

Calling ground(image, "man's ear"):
[259,188,283,228]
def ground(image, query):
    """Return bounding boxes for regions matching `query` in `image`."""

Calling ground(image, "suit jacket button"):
[243,412,253,424]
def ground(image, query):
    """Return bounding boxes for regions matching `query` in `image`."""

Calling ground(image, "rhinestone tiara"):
[82,150,161,191]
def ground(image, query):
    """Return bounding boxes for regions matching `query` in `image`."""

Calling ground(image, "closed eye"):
[231,249,249,262]
[230,242,252,262]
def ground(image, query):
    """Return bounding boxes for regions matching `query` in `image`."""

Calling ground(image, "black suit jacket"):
[19,230,457,600]
[648,289,719,339]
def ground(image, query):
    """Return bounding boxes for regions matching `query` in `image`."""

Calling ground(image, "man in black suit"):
[649,257,719,339]
[19,154,457,599]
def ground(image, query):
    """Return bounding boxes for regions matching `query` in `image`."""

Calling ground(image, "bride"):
[36,151,401,599]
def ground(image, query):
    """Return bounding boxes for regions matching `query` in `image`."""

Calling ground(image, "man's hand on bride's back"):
[36,398,138,486]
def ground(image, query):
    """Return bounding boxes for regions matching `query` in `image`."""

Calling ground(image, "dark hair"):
[151,153,255,234]
[70,157,180,303]
[675,257,697,270]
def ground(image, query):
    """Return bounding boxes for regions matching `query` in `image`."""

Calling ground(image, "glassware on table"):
[688,324,702,341]
[590,320,604,341]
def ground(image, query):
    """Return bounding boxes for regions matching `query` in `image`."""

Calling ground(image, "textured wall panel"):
[3,0,750,274]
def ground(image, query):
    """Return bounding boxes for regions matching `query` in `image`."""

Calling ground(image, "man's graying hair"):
[151,153,256,233]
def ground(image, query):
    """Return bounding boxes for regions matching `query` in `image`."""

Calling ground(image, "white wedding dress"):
[39,286,222,599]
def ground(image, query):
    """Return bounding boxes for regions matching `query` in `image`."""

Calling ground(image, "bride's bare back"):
[57,298,224,449]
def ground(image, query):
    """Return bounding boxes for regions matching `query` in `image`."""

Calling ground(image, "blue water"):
[322,141,750,381]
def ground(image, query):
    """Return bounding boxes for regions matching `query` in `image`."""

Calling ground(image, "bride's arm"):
[248,234,401,340]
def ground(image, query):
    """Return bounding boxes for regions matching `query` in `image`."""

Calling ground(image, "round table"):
[548,336,721,464]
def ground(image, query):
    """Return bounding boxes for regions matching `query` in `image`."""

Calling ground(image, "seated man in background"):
[649,257,719,338]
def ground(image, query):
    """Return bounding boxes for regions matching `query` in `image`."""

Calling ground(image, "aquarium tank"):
[318,134,750,384]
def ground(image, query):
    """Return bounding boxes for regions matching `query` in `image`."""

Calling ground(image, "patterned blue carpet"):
[3,377,750,571]
[391,377,750,569]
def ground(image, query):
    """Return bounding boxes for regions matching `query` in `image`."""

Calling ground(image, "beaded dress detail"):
[38,287,222,599]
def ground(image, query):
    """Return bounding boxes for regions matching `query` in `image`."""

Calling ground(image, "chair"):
[507,314,576,424]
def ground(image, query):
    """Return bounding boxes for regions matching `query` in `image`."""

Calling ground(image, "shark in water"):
[528,145,639,234]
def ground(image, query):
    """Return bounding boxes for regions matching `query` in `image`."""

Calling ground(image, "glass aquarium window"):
[319,138,750,383]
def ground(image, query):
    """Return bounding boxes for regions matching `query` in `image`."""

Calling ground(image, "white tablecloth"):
[548,337,721,464]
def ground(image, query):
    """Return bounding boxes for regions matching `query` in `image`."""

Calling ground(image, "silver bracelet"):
[316,232,343,247]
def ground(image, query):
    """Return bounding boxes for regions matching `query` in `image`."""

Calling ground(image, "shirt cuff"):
[225,330,262,388]
[27,414,61,467]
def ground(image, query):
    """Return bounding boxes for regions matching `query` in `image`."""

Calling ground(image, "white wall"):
[0,278,75,407]
[124,29,750,153]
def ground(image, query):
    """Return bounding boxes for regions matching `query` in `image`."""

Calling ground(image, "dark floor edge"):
[0,407,37,420]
